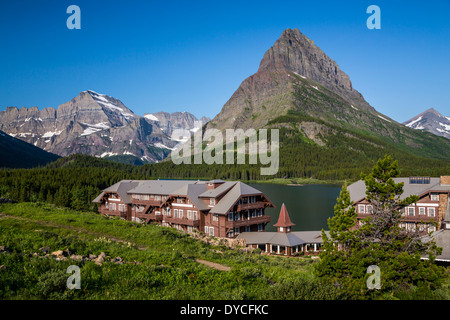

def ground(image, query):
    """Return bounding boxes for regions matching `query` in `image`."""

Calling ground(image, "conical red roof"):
[273,203,295,228]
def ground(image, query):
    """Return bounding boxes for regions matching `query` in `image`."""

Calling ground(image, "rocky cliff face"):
[207,28,377,132]
[0,90,177,163]
[403,108,450,139]
[144,111,209,137]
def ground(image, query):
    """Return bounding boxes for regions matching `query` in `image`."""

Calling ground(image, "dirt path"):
[195,259,231,271]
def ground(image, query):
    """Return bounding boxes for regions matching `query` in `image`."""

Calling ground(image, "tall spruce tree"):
[315,155,446,299]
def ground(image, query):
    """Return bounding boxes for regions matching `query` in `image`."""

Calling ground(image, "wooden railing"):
[236,202,265,212]
[136,212,163,222]
[164,216,200,227]
[132,199,163,207]
[225,215,271,228]
[99,208,121,216]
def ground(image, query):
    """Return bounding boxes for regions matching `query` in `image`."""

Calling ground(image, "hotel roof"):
[348,177,450,203]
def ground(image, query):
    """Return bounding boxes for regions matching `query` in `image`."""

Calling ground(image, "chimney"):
[207,179,225,190]
[440,176,450,186]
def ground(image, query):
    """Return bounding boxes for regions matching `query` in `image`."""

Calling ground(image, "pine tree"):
[315,155,446,298]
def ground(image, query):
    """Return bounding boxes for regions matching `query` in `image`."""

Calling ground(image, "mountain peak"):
[258,28,353,93]
[422,107,442,117]
[403,107,450,139]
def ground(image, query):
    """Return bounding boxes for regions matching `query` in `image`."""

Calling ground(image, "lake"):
[249,183,342,232]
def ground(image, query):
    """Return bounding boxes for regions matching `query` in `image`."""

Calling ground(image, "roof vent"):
[409,176,430,184]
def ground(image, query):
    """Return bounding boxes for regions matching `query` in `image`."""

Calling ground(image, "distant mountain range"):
[0,90,209,166]
[0,28,448,172]
[403,108,450,139]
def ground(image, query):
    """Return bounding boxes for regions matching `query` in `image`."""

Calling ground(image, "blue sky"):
[0,0,449,121]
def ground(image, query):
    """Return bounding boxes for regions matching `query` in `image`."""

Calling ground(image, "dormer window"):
[210,198,215,206]
[431,193,439,201]
[358,205,365,214]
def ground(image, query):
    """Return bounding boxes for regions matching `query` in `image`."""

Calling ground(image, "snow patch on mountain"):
[377,115,391,123]
[154,142,175,150]
[80,122,110,136]
[144,114,159,121]
[405,116,422,128]
[87,90,134,121]
[42,130,62,138]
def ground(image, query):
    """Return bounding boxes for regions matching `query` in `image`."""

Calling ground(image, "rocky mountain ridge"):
[0,90,208,164]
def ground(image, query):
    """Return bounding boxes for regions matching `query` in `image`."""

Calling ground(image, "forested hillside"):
[0,149,448,214]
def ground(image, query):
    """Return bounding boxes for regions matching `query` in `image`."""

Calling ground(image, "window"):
[210,198,215,206]
[251,210,256,218]
[204,226,209,233]
[358,205,365,214]
[258,208,263,217]
[213,214,218,221]
[179,209,183,218]
[234,227,240,235]
[187,210,192,219]
[234,213,240,221]
[209,227,214,236]
[110,203,116,211]
[105,202,109,209]
[419,207,425,215]
[366,205,373,214]
[258,223,263,231]
[428,207,436,217]
[118,204,125,212]
[407,207,415,216]
[174,209,178,218]
[177,197,183,204]
[431,193,439,201]
[228,212,233,221]
[193,211,198,220]
[279,227,284,232]
[429,225,436,233]
[245,226,250,232]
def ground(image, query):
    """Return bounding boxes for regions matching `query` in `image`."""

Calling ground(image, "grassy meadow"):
[0,202,449,300]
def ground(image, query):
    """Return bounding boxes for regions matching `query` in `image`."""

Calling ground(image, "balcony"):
[225,215,271,228]
[135,212,163,222]
[164,216,200,227]
[99,208,121,216]
[236,202,266,212]
[132,199,163,207]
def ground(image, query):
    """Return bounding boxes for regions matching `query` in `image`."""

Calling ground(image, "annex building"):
[348,176,450,234]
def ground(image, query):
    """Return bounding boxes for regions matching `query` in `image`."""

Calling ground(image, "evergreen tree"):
[315,155,446,299]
